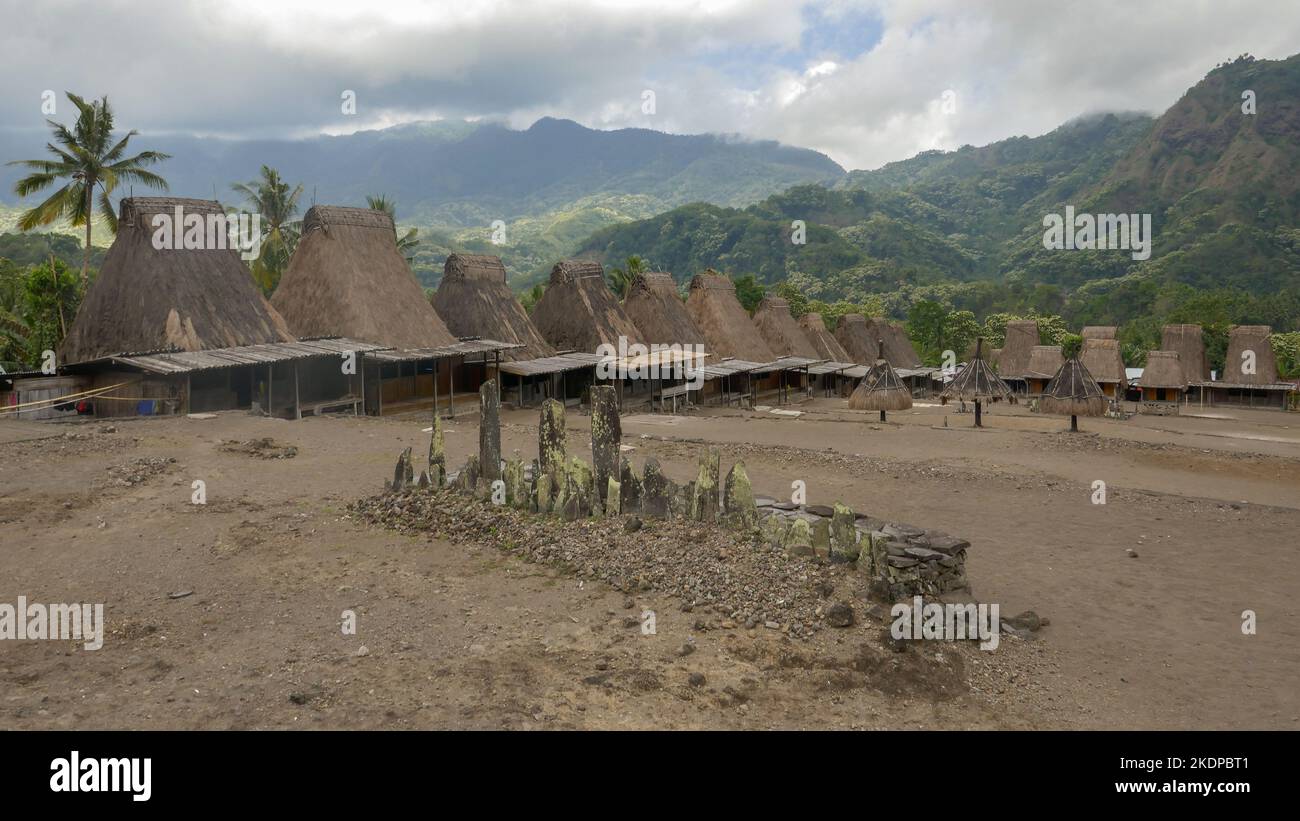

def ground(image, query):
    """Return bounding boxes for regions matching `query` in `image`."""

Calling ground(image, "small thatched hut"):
[622,272,704,348]
[752,297,820,359]
[1023,345,1065,396]
[1079,337,1127,398]
[1081,326,1117,340]
[62,197,293,364]
[939,338,1012,427]
[799,313,852,362]
[848,355,912,421]
[1138,350,1185,414]
[1040,356,1108,431]
[997,320,1039,389]
[432,253,553,361]
[866,317,921,369]
[1161,324,1209,382]
[531,260,643,354]
[833,314,879,365]
[685,271,775,362]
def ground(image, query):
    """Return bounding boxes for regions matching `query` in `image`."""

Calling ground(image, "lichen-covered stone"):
[605,478,621,516]
[829,502,860,562]
[479,379,501,483]
[589,385,621,506]
[534,473,553,514]
[538,398,566,481]
[761,513,791,548]
[454,455,480,494]
[619,457,642,514]
[783,518,814,557]
[722,461,756,529]
[566,456,596,517]
[641,457,672,518]
[811,519,831,558]
[503,458,529,509]
[690,449,721,522]
[392,447,413,491]
[427,414,446,487]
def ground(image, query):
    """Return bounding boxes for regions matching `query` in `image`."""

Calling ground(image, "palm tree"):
[8,93,170,283]
[607,255,646,299]
[366,195,419,266]
[231,166,303,294]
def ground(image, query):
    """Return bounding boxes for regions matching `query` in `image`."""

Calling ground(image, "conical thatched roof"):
[1024,345,1065,379]
[431,253,553,360]
[997,320,1039,378]
[798,313,852,362]
[848,359,913,411]
[833,314,879,364]
[61,197,294,363]
[622,272,704,347]
[1080,337,1127,386]
[1223,325,1280,385]
[866,317,921,368]
[1161,324,1209,381]
[530,259,643,353]
[752,297,820,359]
[272,205,456,350]
[1040,356,1108,417]
[684,271,775,361]
[940,340,1012,402]
[1081,326,1117,340]
[1140,350,1186,390]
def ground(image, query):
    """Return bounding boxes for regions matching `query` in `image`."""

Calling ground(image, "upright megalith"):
[829,503,861,562]
[690,449,721,523]
[641,457,673,518]
[539,399,567,481]
[479,380,501,483]
[605,478,622,516]
[722,462,757,529]
[392,447,413,491]
[589,385,621,506]
[427,413,446,487]
[619,457,642,514]
[503,458,529,509]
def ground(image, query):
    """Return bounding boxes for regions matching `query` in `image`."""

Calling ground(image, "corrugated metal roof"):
[109,338,390,375]
[497,352,606,377]
[699,358,767,379]
[750,356,824,372]
[365,338,521,363]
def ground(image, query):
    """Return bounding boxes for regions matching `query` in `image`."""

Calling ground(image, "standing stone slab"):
[722,462,757,530]
[454,455,480,494]
[392,447,413,491]
[829,502,861,562]
[811,519,831,558]
[479,380,501,483]
[690,449,721,523]
[589,385,621,506]
[566,457,596,517]
[539,399,567,482]
[503,458,529,509]
[619,457,642,514]
[428,413,446,487]
[534,473,553,514]
[783,518,814,557]
[641,457,672,518]
[605,478,622,516]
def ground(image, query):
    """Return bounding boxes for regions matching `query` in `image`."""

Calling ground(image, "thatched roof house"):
[1041,356,1107,430]
[752,297,820,359]
[1223,325,1280,385]
[431,253,553,361]
[798,313,852,362]
[530,260,643,354]
[1161,324,1209,382]
[1140,351,1186,390]
[684,271,775,361]
[865,317,921,368]
[997,319,1039,379]
[1081,326,1117,340]
[833,314,879,364]
[622,272,705,348]
[61,197,294,363]
[272,206,456,350]
[1024,345,1065,379]
[1079,337,1127,395]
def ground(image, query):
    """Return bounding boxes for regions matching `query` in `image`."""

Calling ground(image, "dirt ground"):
[2,394,1298,729]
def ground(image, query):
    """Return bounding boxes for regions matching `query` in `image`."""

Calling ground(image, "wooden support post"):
[448,358,455,419]
[267,364,273,417]
[294,361,301,420]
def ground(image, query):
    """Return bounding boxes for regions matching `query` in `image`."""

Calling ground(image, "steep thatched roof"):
[1040,356,1108,416]
[833,314,879,364]
[1223,325,1280,385]
[684,271,775,361]
[272,206,456,350]
[997,320,1039,378]
[1161,324,1209,381]
[1081,326,1117,340]
[798,313,852,362]
[1141,350,1186,390]
[431,253,553,360]
[530,259,642,353]
[848,359,912,411]
[622,272,704,347]
[940,339,1012,402]
[1024,345,1065,379]
[61,197,294,364]
[1079,337,1127,386]
[752,297,820,359]
[865,317,921,368]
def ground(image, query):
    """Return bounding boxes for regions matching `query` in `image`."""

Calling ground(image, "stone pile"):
[384,379,970,601]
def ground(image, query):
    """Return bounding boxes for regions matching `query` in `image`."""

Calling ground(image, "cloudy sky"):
[2,0,1298,170]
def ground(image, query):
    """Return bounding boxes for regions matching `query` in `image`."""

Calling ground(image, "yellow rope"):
[0,382,128,413]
